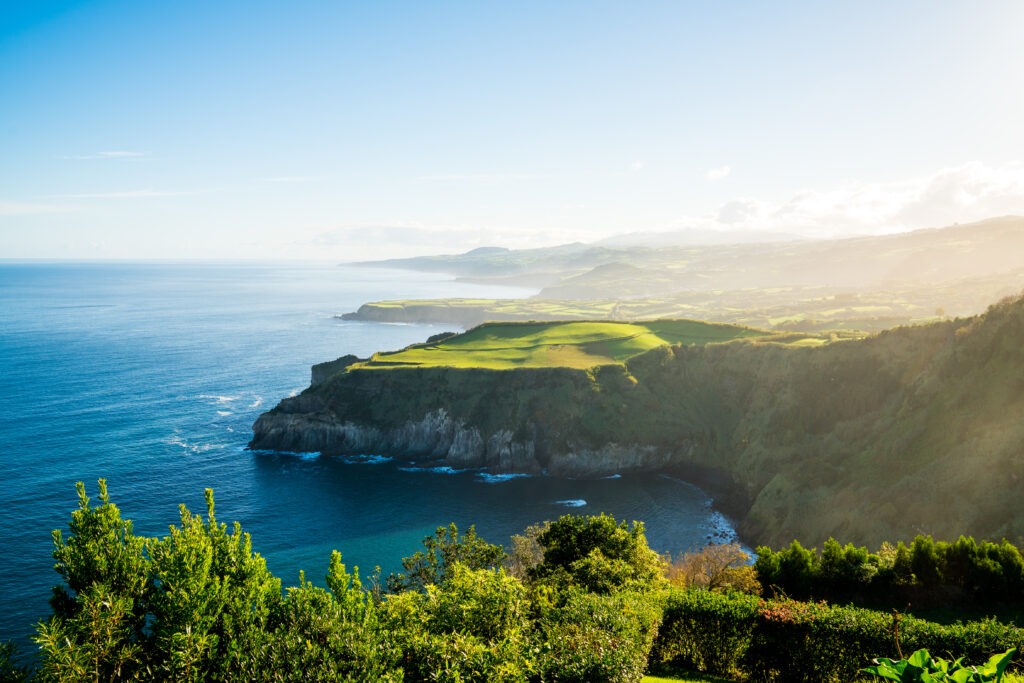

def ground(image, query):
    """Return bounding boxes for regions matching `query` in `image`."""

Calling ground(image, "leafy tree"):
[819,538,876,596]
[36,480,150,682]
[505,521,549,581]
[530,513,665,593]
[667,542,760,594]
[911,535,944,588]
[387,523,506,592]
[145,488,281,681]
[261,554,401,682]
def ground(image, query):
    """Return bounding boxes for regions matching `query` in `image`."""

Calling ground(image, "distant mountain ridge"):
[347,216,1024,331]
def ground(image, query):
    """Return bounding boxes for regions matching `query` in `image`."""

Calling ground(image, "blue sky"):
[2,1,1023,260]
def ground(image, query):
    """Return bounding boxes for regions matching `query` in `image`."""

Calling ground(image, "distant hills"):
[347,216,1024,332]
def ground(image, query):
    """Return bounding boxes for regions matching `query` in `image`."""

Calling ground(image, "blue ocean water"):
[0,262,736,648]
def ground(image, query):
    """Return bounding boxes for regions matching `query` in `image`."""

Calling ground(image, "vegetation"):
[263,292,1024,547]
[359,319,774,371]
[863,648,1016,683]
[755,536,1024,612]
[8,482,1024,683]
[346,216,1024,332]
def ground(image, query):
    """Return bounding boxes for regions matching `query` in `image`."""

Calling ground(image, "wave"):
[165,434,228,454]
[198,394,238,404]
[216,410,232,416]
[343,454,394,465]
[476,472,532,484]
[554,499,587,508]
[398,465,471,476]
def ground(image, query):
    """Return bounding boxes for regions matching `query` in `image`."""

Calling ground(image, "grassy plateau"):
[359,319,810,371]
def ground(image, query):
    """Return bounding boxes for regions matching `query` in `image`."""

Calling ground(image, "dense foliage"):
[756,536,1024,609]
[6,482,1024,682]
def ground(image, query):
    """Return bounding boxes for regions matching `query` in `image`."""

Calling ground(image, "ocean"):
[0,261,737,649]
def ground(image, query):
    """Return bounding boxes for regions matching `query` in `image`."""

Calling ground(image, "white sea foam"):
[476,472,532,484]
[216,410,232,416]
[249,397,263,408]
[165,434,227,454]
[198,394,238,404]
[554,499,587,508]
[343,454,394,465]
[398,465,467,475]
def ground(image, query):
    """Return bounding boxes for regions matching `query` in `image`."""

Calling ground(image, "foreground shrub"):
[533,589,662,683]
[863,647,1016,682]
[260,553,401,682]
[744,599,893,683]
[384,564,532,683]
[651,588,758,677]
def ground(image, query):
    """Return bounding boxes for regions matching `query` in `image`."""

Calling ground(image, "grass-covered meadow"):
[358,319,809,370]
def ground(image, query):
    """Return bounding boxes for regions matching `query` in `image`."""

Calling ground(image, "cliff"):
[252,295,1024,548]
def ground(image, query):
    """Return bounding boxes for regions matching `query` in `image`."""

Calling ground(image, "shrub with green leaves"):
[530,513,665,594]
[651,587,758,677]
[532,588,662,683]
[383,563,532,683]
[863,647,1016,682]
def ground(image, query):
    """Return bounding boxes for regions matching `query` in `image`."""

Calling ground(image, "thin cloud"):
[417,172,549,183]
[61,150,148,160]
[706,165,731,182]
[50,188,206,199]
[261,176,324,184]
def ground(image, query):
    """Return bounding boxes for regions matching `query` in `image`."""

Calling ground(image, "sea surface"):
[0,261,737,648]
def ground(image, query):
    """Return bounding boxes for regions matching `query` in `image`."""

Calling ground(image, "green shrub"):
[863,647,1016,682]
[533,589,662,683]
[651,588,758,677]
[383,564,532,683]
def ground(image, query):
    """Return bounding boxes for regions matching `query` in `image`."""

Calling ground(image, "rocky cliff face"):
[251,295,1024,548]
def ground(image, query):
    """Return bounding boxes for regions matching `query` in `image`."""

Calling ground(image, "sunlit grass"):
[360,320,771,370]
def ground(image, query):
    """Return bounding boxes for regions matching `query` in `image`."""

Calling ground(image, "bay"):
[0,261,736,649]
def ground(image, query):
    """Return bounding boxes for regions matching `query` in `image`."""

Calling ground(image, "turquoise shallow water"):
[0,262,736,649]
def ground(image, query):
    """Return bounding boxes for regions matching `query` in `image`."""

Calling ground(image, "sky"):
[2,0,1023,261]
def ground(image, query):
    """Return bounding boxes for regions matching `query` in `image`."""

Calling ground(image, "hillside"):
[252,294,1024,548]
[346,216,1024,331]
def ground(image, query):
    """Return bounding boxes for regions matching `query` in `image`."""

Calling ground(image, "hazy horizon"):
[3,1,1024,261]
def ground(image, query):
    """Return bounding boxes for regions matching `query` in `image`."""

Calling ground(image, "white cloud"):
[706,165,731,181]
[677,161,1024,238]
[51,188,205,199]
[62,150,147,160]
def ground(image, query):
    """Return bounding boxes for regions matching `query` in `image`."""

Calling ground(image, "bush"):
[530,514,665,594]
[383,564,532,683]
[533,589,662,683]
[651,588,758,677]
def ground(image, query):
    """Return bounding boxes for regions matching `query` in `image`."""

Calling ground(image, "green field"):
[359,319,774,370]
